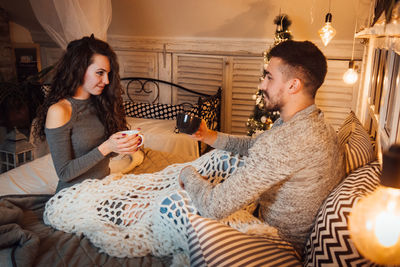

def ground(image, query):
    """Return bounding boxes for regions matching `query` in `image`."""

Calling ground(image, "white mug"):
[120,129,144,147]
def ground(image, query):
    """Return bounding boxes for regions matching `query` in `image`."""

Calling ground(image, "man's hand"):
[191,120,218,146]
[179,165,209,190]
[178,165,193,190]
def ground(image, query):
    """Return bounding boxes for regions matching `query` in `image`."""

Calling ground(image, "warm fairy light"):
[319,13,336,46]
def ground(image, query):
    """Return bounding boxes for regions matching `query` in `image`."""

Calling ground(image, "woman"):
[33,35,141,193]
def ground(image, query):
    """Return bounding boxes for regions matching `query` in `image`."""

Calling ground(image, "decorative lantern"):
[0,128,34,173]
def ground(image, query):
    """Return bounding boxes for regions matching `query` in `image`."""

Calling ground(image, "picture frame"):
[381,50,400,143]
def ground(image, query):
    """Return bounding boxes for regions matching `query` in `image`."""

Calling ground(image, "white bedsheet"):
[0,153,138,196]
[0,154,57,196]
[126,117,199,160]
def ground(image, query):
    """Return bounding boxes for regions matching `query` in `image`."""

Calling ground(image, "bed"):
[0,77,222,196]
[0,78,222,266]
[0,149,191,267]
[121,77,222,158]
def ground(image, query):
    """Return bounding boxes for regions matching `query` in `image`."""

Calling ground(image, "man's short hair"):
[268,40,327,97]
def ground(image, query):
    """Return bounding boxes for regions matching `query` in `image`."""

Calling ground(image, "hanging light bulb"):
[343,0,360,85]
[319,13,336,46]
[349,144,400,265]
[343,60,358,84]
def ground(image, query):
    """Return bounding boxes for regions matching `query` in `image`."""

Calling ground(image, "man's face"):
[259,57,289,112]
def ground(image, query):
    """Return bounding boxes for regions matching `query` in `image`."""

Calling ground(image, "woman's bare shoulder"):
[46,99,72,129]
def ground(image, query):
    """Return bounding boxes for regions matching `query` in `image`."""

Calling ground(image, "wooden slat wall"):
[316,60,359,130]
[230,57,264,135]
[172,54,223,105]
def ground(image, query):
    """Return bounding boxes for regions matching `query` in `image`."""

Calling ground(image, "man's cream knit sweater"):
[180,104,345,254]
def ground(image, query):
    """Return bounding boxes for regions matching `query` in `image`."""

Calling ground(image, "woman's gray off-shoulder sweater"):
[45,98,109,193]
[180,104,345,254]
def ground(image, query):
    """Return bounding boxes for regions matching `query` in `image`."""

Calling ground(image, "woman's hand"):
[191,120,218,145]
[98,131,143,156]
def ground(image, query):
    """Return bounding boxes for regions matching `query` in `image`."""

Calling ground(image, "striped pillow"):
[337,111,376,174]
[304,161,381,266]
[187,214,301,267]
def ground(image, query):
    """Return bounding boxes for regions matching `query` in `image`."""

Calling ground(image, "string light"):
[319,0,336,46]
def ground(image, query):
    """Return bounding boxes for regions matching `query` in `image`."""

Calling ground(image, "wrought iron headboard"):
[121,77,221,132]
[121,77,211,104]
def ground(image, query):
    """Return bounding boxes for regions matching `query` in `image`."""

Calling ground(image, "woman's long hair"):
[33,35,127,141]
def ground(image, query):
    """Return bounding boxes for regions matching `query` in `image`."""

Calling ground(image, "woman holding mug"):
[33,35,142,193]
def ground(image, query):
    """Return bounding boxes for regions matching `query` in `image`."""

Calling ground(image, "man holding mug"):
[178,40,345,256]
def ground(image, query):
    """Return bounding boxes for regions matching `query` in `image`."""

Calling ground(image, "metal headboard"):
[121,77,211,104]
[121,77,222,132]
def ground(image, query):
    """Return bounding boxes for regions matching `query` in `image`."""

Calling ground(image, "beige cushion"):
[337,111,376,174]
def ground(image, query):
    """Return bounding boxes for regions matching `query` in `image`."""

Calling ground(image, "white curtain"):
[29,0,112,50]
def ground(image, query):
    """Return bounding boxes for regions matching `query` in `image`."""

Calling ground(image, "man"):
[179,40,345,255]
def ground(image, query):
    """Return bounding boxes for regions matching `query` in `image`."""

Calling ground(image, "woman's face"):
[74,54,110,99]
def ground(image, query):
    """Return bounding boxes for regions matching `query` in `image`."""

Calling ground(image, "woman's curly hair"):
[33,35,127,141]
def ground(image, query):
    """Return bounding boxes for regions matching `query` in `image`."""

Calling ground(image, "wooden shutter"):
[229,56,264,135]
[316,60,359,130]
[172,54,224,105]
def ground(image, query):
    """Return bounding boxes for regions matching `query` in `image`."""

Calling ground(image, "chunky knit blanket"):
[43,149,267,263]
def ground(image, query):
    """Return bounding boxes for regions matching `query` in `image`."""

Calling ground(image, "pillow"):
[337,111,376,174]
[304,161,381,266]
[123,101,184,120]
[187,213,301,267]
[198,93,220,131]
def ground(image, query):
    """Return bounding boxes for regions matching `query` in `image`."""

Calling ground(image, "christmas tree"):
[246,14,293,136]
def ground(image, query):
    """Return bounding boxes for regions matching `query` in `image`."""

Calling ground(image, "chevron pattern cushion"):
[187,213,301,267]
[337,111,376,174]
[304,161,381,266]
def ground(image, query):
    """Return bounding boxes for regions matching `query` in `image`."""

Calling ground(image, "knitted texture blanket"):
[43,149,266,262]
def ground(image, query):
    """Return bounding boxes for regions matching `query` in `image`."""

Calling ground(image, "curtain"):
[29,0,112,50]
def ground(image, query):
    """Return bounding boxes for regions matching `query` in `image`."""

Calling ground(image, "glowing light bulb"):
[349,187,400,264]
[319,13,336,46]
[343,61,358,84]
[375,209,400,247]
[349,144,400,265]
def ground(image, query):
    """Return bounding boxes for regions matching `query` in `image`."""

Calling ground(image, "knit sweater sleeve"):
[212,132,255,156]
[181,132,289,219]
[45,126,106,182]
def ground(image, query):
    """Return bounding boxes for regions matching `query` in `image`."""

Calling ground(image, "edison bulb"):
[319,22,336,46]
[348,186,400,265]
[343,68,358,84]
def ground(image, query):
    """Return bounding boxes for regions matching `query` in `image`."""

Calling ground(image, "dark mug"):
[176,113,202,134]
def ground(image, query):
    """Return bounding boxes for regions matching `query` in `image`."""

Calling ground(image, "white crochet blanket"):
[44,149,268,262]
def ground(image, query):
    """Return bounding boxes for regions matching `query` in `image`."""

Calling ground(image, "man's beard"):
[263,92,282,112]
